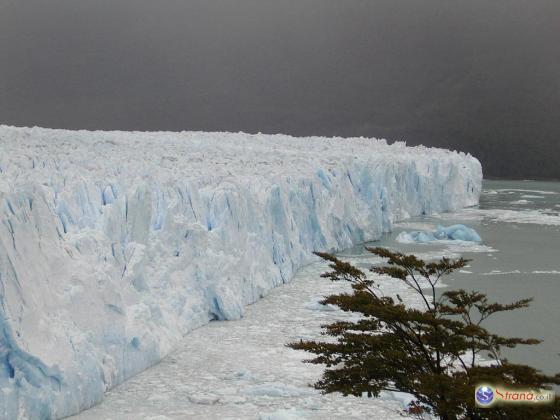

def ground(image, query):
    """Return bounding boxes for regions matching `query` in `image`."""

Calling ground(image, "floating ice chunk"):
[521,194,544,199]
[187,393,220,405]
[303,298,337,312]
[480,270,522,276]
[439,208,560,226]
[386,391,415,407]
[495,189,557,195]
[246,383,313,398]
[259,408,308,420]
[396,224,482,244]
[442,224,482,242]
[231,368,255,381]
[447,243,497,253]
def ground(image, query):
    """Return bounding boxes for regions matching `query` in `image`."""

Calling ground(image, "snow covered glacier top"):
[1,125,479,188]
[0,125,481,419]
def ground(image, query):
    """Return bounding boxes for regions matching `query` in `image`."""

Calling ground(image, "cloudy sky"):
[1,0,559,178]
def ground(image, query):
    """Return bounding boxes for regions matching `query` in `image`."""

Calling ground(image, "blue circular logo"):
[476,386,494,405]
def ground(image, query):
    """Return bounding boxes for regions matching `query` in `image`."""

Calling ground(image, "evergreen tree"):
[289,247,560,419]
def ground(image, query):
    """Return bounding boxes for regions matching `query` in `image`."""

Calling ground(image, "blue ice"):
[397,224,482,243]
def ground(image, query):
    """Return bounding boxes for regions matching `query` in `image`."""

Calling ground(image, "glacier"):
[0,125,482,419]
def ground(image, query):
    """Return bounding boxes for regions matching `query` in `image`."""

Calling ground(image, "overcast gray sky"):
[1,0,559,178]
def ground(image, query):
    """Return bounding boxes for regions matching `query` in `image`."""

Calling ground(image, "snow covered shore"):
[0,126,481,419]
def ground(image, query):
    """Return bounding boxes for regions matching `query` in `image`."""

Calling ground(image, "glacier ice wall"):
[0,126,482,419]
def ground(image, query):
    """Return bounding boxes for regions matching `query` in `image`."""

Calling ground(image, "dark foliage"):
[288,247,560,419]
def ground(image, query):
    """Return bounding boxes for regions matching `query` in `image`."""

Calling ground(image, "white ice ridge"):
[0,125,482,419]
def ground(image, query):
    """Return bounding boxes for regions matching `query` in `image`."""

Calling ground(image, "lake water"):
[365,179,560,376]
[73,179,560,419]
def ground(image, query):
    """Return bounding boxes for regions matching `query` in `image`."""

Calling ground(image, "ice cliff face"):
[0,126,482,419]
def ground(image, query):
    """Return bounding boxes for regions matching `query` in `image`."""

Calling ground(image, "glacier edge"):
[0,126,482,419]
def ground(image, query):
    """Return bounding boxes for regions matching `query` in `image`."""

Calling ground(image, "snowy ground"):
[72,254,420,420]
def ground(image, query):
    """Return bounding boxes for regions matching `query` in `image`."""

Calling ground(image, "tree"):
[288,247,560,419]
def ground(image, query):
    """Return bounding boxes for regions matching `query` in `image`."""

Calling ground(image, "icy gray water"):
[375,179,560,376]
[73,180,560,419]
